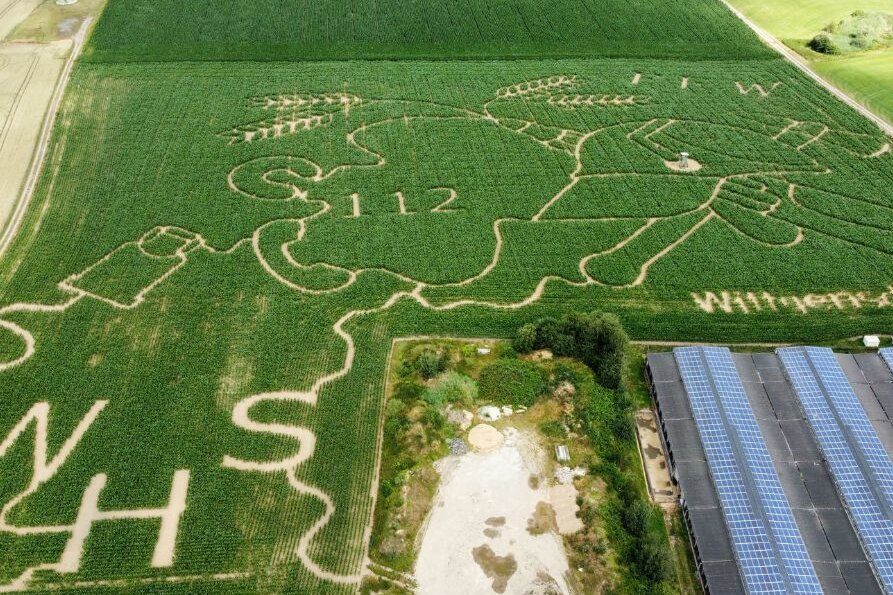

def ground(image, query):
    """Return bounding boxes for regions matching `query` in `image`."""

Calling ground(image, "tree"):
[526,311,630,389]
[512,323,538,353]
[636,533,674,583]
[533,316,560,349]
[415,349,444,379]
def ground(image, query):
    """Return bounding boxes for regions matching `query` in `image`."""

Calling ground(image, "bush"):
[622,500,652,537]
[478,358,543,407]
[422,406,445,430]
[808,33,841,54]
[397,360,413,378]
[424,372,478,407]
[512,323,538,353]
[539,420,566,438]
[635,534,674,583]
[385,398,405,420]
[415,349,445,379]
[383,399,407,437]
[393,380,424,403]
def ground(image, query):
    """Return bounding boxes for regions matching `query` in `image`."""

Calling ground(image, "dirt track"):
[720,0,893,137]
[0,13,90,260]
[0,41,69,246]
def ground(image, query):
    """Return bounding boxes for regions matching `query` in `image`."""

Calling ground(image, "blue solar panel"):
[881,348,893,376]
[778,346,893,593]
[674,347,823,594]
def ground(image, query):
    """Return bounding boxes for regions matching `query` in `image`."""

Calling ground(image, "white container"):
[477,405,501,421]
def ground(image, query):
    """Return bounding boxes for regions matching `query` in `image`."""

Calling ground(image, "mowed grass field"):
[1,1,893,593]
[728,0,893,126]
[728,0,893,38]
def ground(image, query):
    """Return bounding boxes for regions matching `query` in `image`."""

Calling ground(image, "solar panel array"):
[777,346,893,594]
[882,348,893,376]
[673,346,823,594]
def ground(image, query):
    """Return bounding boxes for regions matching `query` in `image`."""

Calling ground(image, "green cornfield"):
[84,0,773,62]
[1,1,892,593]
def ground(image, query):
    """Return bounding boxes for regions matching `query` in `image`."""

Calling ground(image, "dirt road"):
[0,12,91,260]
[721,0,893,137]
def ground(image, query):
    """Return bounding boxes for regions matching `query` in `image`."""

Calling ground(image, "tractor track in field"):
[720,0,893,137]
[0,17,91,261]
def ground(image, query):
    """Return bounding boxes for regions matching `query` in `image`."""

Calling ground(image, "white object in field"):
[555,444,570,462]
[477,405,501,421]
[56,0,78,5]
[501,406,513,417]
[679,152,690,169]
[476,346,491,355]
[864,335,881,348]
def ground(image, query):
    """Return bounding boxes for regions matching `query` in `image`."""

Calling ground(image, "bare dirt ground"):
[415,429,573,595]
[0,0,42,40]
[635,409,677,506]
[549,484,584,534]
[664,158,702,172]
[7,0,104,42]
[0,40,69,244]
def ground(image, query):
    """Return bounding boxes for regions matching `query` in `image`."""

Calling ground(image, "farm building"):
[647,346,893,595]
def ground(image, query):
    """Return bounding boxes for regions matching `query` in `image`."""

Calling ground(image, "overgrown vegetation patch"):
[368,318,690,594]
[809,10,893,54]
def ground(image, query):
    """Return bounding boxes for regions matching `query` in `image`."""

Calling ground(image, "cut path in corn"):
[1,75,892,590]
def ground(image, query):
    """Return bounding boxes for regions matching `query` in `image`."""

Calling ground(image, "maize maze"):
[0,12,892,595]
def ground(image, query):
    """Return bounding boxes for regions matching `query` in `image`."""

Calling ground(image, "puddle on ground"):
[57,17,80,35]
[472,544,518,594]
[527,501,557,535]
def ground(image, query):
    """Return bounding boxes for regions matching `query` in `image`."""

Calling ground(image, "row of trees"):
[512,311,629,389]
